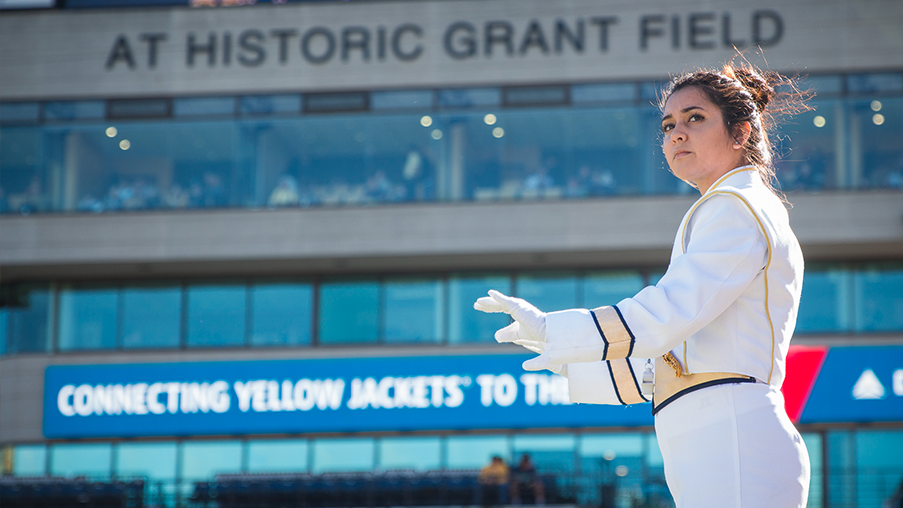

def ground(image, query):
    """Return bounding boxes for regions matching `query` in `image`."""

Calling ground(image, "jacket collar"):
[703,165,759,195]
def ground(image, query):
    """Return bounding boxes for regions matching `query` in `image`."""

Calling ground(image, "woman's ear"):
[733,122,752,148]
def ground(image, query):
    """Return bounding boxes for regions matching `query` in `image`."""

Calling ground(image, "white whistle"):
[641,359,654,397]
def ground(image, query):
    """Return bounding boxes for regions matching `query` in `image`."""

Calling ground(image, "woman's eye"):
[661,123,674,133]
[689,114,703,122]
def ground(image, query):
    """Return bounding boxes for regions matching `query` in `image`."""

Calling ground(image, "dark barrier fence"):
[0,476,145,508]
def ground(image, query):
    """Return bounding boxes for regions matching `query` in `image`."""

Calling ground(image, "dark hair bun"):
[733,67,775,112]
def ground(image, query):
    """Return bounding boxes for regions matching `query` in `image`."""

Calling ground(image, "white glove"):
[473,290,567,376]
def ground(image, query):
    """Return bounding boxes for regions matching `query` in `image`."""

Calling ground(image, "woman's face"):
[661,86,746,194]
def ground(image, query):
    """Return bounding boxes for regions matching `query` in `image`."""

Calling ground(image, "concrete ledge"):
[1,191,901,281]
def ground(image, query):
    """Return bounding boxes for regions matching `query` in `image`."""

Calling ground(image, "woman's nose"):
[671,124,686,142]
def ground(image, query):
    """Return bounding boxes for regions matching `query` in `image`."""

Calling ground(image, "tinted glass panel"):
[0,126,46,214]
[1,284,51,353]
[186,283,246,347]
[250,282,313,346]
[318,280,379,344]
[802,433,824,508]
[852,98,903,189]
[854,266,903,332]
[448,274,512,344]
[116,442,177,481]
[181,441,242,481]
[776,100,841,190]
[50,443,112,478]
[377,437,441,471]
[58,284,118,351]
[446,435,509,469]
[582,271,644,308]
[383,277,444,343]
[312,438,374,473]
[121,283,181,348]
[515,272,578,314]
[12,445,46,476]
[247,439,309,472]
[797,268,852,332]
[512,434,576,473]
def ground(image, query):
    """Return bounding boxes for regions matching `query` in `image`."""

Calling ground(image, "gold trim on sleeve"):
[590,305,635,361]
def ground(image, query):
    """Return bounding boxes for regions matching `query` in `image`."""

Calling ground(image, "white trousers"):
[654,383,810,508]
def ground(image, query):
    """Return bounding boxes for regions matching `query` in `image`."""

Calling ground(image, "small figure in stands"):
[510,453,546,505]
[478,455,510,506]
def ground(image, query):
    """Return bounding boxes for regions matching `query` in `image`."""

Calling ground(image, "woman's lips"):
[673,150,691,160]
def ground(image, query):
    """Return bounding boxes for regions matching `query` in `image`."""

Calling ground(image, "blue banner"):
[44,354,653,439]
[799,346,903,424]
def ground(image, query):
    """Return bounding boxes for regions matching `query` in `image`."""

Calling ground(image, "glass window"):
[802,433,824,508]
[181,441,242,481]
[0,102,40,123]
[250,282,313,346]
[50,443,112,478]
[58,284,118,351]
[240,95,301,116]
[854,266,903,332]
[43,101,105,121]
[446,435,509,470]
[512,434,576,473]
[377,437,441,471]
[846,73,903,93]
[383,277,444,343]
[12,444,46,476]
[776,99,842,190]
[121,283,182,349]
[579,434,644,475]
[371,90,433,110]
[312,438,374,473]
[515,272,578,314]
[448,273,512,345]
[173,97,235,117]
[856,430,903,508]
[247,439,309,473]
[0,284,51,353]
[115,442,177,481]
[797,267,853,333]
[582,271,644,308]
[438,88,501,108]
[852,98,903,189]
[571,83,636,104]
[186,282,247,347]
[318,279,379,344]
[43,119,246,213]
[0,126,47,214]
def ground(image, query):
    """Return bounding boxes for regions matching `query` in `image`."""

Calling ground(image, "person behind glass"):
[477,455,510,506]
[509,453,545,506]
[475,62,812,508]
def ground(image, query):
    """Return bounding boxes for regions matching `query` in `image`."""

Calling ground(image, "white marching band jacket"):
[549,166,805,413]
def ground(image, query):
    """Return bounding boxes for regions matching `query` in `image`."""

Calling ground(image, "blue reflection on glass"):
[312,438,374,473]
[448,274,512,345]
[116,442,177,481]
[13,445,46,476]
[251,282,313,346]
[187,283,247,347]
[446,435,509,469]
[181,441,242,481]
[247,439,309,473]
[319,280,379,344]
[378,437,441,471]
[854,266,903,332]
[383,278,444,343]
[797,268,852,333]
[516,272,578,314]
[58,285,118,351]
[50,443,112,478]
[122,283,182,349]
[582,271,644,308]
[2,284,51,354]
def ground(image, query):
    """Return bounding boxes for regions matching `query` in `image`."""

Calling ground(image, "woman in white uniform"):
[475,64,811,507]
